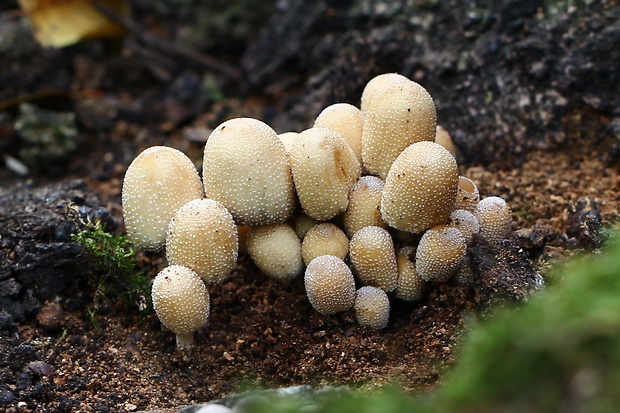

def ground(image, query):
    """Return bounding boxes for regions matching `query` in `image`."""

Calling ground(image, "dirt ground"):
[0,1,619,412]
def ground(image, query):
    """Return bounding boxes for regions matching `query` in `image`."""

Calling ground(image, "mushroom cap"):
[314,103,363,164]
[454,176,480,212]
[446,209,480,247]
[293,213,318,239]
[381,141,459,233]
[435,125,457,158]
[395,246,425,302]
[151,265,210,337]
[122,146,204,251]
[304,255,356,316]
[343,175,387,237]
[247,223,304,280]
[289,127,361,221]
[474,196,512,243]
[362,78,437,179]
[415,226,467,283]
[166,199,238,284]
[277,132,298,154]
[202,117,296,226]
[360,72,410,115]
[349,226,398,292]
[301,222,349,266]
[354,286,390,330]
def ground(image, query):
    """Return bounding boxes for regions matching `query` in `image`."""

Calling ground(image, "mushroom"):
[435,125,457,158]
[474,196,513,243]
[354,286,390,330]
[151,265,210,349]
[288,127,361,221]
[304,255,356,316]
[202,117,296,226]
[247,223,304,280]
[349,226,398,292]
[362,77,437,179]
[394,246,425,302]
[313,103,364,164]
[454,176,480,212]
[301,222,349,266]
[343,175,387,237]
[293,213,318,239]
[446,209,480,247]
[381,141,459,233]
[277,131,298,154]
[166,199,238,284]
[122,146,204,251]
[360,72,410,115]
[415,225,466,283]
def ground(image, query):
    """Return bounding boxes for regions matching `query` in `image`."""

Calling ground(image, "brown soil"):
[1,2,619,413]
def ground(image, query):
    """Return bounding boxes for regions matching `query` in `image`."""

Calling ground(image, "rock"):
[470,237,544,307]
[0,389,15,405]
[566,198,602,250]
[36,301,65,332]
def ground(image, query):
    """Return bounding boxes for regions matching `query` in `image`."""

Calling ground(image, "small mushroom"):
[381,141,459,233]
[288,127,361,221]
[166,199,238,284]
[354,286,390,330]
[314,103,363,164]
[394,246,425,302]
[151,265,210,349]
[247,223,304,280]
[277,132,298,154]
[301,222,349,266]
[415,226,466,283]
[435,125,457,158]
[349,226,398,292]
[122,146,204,251]
[360,72,410,115]
[446,209,480,247]
[202,117,296,226]
[343,175,387,237]
[362,78,437,179]
[304,255,356,316]
[474,196,512,243]
[454,176,480,212]
[293,213,318,239]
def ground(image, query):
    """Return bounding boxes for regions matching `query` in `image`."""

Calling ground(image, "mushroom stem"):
[176,333,195,349]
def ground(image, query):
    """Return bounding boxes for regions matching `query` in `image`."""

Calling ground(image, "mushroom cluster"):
[122,73,513,344]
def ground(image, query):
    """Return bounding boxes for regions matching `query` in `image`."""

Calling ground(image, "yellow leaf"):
[18,0,129,48]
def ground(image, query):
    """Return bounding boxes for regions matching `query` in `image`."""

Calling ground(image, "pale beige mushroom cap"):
[343,175,387,237]
[289,127,361,221]
[202,117,295,226]
[247,223,304,280]
[277,132,299,154]
[166,199,238,284]
[435,125,457,158]
[362,78,437,179]
[415,226,466,283]
[395,246,425,302]
[354,286,390,330]
[301,222,349,266]
[474,196,512,243]
[360,72,410,115]
[152,265,210,348]
[349,226,398,292]
[314,103,363,164]
[381,141,459,233]
[293,213,318,239]
[304,255,356,315]
[454,176,480,212]
[446,209,480,247]
[122,146,204,251]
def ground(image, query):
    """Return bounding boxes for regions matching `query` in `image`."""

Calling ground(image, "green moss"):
[69,207,152,315]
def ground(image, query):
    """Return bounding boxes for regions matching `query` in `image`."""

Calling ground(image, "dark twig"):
[92,1,242,81]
